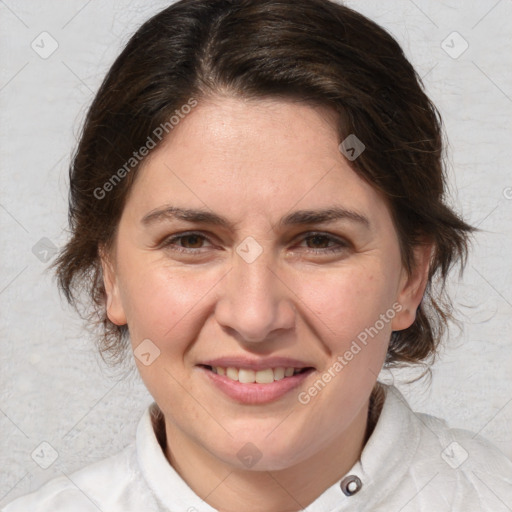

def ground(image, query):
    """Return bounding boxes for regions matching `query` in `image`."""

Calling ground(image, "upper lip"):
[199,357,315,371]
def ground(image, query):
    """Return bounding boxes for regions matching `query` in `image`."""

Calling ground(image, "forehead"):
[127,96,389,226]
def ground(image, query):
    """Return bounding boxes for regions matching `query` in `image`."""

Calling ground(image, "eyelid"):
[159,231,215,251]
[159,230,351,254]
[294,231,352,252]
[296,231,350,244]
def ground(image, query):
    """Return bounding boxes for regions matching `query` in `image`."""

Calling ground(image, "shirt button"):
[340,475,362,496]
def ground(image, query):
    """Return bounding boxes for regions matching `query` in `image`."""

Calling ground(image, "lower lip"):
[200,367,315,405]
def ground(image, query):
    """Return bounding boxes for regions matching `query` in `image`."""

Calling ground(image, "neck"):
[158,386,383,512]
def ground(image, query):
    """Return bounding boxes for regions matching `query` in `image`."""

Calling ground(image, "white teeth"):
[211,365,306,383]
[284,367,295,377]
[238,369,255,383]
[226,367,239,380]
[255,368,274,384]
[273,367,285,380]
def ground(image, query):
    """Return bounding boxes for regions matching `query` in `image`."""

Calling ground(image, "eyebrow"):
[278,207,370,229]
[141,205,370,230]
[141,206,238,229]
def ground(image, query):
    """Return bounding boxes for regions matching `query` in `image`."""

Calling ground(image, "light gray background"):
[1,0,511,505]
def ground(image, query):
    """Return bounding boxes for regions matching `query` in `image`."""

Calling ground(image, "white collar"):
[135,384,419,511]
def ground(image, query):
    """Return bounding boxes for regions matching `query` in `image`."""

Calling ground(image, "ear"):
[391,242,433,331]
[99,245,127,326]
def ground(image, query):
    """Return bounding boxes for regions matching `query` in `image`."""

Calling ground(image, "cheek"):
[292,264,398,351]
[119,261,219,347]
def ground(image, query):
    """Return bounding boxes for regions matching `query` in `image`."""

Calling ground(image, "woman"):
[4,0,512,510]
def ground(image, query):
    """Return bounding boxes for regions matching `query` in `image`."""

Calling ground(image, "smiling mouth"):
[199,365,314,384]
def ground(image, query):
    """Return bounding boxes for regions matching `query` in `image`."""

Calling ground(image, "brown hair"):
[53,0,474,366]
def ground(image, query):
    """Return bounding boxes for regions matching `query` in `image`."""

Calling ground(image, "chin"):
[214,427,316,471]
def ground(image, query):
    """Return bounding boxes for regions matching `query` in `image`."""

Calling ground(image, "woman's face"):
[103,96,427,471]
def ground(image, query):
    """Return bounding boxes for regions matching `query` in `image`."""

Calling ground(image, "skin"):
[101,96,431,512]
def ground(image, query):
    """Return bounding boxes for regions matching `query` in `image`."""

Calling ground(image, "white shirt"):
[4,385,512,511]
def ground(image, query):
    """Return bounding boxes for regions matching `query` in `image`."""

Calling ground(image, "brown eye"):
[305,235,332,249]
[161,232,213,253]
[295,232,351,255]
[178,234,205,248]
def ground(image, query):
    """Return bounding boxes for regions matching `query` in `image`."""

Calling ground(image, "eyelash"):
[160,231,350,255]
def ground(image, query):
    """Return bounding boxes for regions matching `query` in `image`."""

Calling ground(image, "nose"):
[214,249,296,343]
